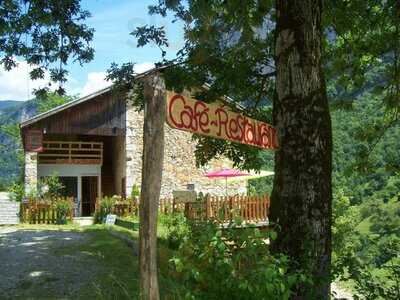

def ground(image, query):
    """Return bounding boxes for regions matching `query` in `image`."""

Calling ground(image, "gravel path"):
[0,227,105,299]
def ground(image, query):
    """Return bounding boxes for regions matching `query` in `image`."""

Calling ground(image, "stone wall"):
[125,99,246,198]
[24,151,38,195]
[0,192,19,225]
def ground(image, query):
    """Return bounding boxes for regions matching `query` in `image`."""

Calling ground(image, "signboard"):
[105,214,117,225]
[172,190,197,203]
[166,91,279,149]
[25,129,43,152]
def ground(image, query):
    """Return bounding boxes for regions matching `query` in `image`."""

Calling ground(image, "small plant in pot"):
[55,199,73,224]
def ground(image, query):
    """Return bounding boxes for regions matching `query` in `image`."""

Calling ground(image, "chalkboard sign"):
[105,214,117,225]
[173,190,196,203]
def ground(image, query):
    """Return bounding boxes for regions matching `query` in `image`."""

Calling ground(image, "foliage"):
[331,190,361,278]
[38,173,65,200]
[158,212,190,249]
[0,92,73,185]
[130,184,140,199]
[168,220,308,299]
[95,196,118,223]
[36,92,73,114]
[0,0,94,95]
[8,181,25,202]
[54,198,73,224]
[325,1,400,111]
[0,123,24,183]
[7,173,64,202]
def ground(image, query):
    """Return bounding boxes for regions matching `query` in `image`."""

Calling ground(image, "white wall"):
[38,164,101,177]
[38,164,101,217]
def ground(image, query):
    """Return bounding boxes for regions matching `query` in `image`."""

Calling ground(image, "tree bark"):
[270,1,332,298]
[139,74,165,300]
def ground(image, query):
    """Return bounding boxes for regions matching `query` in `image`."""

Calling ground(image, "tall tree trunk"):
[270,0,332,298]
[139,74,165,300]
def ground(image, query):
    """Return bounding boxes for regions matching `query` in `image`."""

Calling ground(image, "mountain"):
[0,99,38,187]
[0,99,37,124]
[0,100,23,111]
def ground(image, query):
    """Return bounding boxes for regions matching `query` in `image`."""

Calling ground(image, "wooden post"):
[138,73,165,300]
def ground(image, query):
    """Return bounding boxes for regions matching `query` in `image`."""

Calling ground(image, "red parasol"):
[205,168,250,195]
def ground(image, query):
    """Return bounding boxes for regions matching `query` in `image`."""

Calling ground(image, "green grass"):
[72,225,140,299]
[10,223,179,299]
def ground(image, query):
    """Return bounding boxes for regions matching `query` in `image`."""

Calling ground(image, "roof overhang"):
[20,86,113,128]
[19,65,239,129]
[20,66,168,129]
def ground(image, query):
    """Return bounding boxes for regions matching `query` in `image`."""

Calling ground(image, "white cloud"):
[0,60,155,100]
[134,62,154,74]
[80,72,111,97]
[0,60,52,100]
[79,62,154,97]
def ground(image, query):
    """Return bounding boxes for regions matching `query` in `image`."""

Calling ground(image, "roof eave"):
[20,85,113,128]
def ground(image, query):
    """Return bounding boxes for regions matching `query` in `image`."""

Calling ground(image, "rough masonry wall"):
[125,100,246,198]
[24,151,38,195]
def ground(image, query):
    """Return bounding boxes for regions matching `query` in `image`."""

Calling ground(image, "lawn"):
[0,224,178,300]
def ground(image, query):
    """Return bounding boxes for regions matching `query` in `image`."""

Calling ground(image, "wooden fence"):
[22,195,269,225]
[110,202,137,216]
[159,194,270,224]
[20,197,74,224]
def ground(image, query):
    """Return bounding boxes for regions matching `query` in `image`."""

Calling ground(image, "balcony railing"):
[38,141,103,165]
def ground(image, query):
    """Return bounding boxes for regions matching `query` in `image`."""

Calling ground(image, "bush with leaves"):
[95,196,118,223]
[167,220,308,299]
[159,212,190,249]
[38,174,65,200]
[8,181,25,202]
[54,198,73,225]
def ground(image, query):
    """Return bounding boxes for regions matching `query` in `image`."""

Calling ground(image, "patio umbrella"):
[227,170,275,182]
[205,168,250,195]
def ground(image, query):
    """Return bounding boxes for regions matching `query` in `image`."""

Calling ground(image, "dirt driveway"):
[0,227,107,299]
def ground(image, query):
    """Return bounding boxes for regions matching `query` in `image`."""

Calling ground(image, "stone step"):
[73,217,94,226]
[0,192,20,225]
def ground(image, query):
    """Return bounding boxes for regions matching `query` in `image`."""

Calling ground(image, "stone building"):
[20,73,246,217]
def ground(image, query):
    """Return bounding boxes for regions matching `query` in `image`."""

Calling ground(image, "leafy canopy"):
[0,0,94,95]
[108,0,399,171]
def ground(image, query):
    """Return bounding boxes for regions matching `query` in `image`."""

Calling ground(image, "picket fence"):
[159,194,270,223]
[21,195,270,225]
[98,194,270,224]
[20,197,74,224]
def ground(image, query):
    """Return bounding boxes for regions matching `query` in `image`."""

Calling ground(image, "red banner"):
[166,92,278,150]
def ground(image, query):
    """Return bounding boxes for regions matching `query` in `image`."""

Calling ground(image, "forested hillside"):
[331,94,400,297]
[0,100,22,111]
[248,92,400,296]
[0,99,38,187]
[0,94,72,188]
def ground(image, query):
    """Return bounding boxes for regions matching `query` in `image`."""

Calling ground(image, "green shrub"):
[95,196,118,223]
[8,181,25,202]
[38,173,64,200]
[131,184,140,198]
[55,198,73,224]
[168,220,307,299]
[159,212,190,249]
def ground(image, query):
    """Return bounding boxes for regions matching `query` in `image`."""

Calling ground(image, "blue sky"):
[0,0,184,101]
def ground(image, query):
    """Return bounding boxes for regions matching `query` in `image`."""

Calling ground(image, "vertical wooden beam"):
[139,73,165,300]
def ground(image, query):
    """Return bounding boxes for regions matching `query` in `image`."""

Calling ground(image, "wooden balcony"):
[38,141,103,165]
